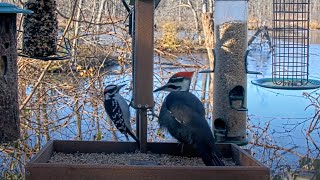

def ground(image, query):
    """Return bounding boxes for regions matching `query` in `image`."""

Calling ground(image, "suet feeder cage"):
[19,0,71,61]
[252,0,320,90]
[25,1,269,179]
[0,2,32,143]
[211,0,249,145]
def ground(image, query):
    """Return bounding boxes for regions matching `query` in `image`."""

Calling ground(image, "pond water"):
[246,44,320,166]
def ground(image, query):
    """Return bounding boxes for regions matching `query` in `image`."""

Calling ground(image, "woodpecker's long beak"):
[153,85,168,92]
[117,84,126,92]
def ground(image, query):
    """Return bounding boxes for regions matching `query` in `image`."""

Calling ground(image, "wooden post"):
[132,0,155,152]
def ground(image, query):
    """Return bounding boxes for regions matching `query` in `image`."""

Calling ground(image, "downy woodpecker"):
[154,71,225,166]
[103,84,139,145]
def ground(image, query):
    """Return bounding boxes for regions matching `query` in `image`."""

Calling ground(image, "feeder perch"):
[252,0,320,90]
[213,118,228,142]
[229,86,247,112]
[0,2,32,143]
[212,0,248,145]
[19,0,71,61]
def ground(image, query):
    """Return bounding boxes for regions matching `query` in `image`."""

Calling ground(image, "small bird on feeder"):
[103,84,139,145]
[154,71,225,166]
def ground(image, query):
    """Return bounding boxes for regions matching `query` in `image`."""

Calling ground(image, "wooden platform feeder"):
[0,3,32,143]
[25,0,270,179]
[25,140,270,180]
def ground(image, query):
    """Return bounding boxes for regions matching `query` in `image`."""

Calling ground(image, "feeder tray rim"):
[28,140,267,168]
[251,77,320,90]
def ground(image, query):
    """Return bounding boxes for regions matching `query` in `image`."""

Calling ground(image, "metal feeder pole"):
[132,0,155,153]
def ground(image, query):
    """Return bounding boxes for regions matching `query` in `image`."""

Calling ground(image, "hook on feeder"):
[214,118,228,143]
[199,48,216,74]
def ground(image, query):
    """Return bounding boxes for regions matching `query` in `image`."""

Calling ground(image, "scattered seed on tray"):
[48,151,236,166]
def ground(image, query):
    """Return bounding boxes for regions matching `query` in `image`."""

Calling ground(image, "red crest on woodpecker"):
[172,71,195,79]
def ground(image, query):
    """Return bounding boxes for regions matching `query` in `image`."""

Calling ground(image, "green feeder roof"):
[0,2,33,14]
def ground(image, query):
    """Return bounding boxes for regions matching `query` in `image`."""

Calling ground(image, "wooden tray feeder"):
[0,2,32,143]
[25,140,270,180]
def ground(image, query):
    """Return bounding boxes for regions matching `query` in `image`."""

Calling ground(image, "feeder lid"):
[0,2,33,14]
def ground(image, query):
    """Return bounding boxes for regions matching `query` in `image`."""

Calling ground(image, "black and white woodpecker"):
[103,84,139,145]
[154,71,225,166]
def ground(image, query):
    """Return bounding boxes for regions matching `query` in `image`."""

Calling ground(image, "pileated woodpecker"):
[154,71,224,166]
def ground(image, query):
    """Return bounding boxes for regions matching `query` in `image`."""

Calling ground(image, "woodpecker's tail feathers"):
[195,142,225,166]
[127,130,140,148]
[212,153,225,166]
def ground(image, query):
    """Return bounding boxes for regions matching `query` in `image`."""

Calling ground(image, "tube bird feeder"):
[0,3,32,143]
[213,0,248,145]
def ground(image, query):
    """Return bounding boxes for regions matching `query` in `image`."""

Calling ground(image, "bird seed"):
[48,151,236,166]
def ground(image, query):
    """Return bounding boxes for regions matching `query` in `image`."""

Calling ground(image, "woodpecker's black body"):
[155,72,224,166]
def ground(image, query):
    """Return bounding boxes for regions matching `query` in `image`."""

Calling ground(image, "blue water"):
[246,43,320,168]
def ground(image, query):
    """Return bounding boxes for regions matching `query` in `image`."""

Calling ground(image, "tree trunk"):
[201,12,215,120]
[187,0,202,45]
[96,0,107,35]
[72,0,83,67]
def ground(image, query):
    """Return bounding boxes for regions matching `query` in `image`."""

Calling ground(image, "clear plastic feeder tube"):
[213,0,248,144]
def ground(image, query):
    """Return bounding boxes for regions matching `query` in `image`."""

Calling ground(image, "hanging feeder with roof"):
[0,2,32,143]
